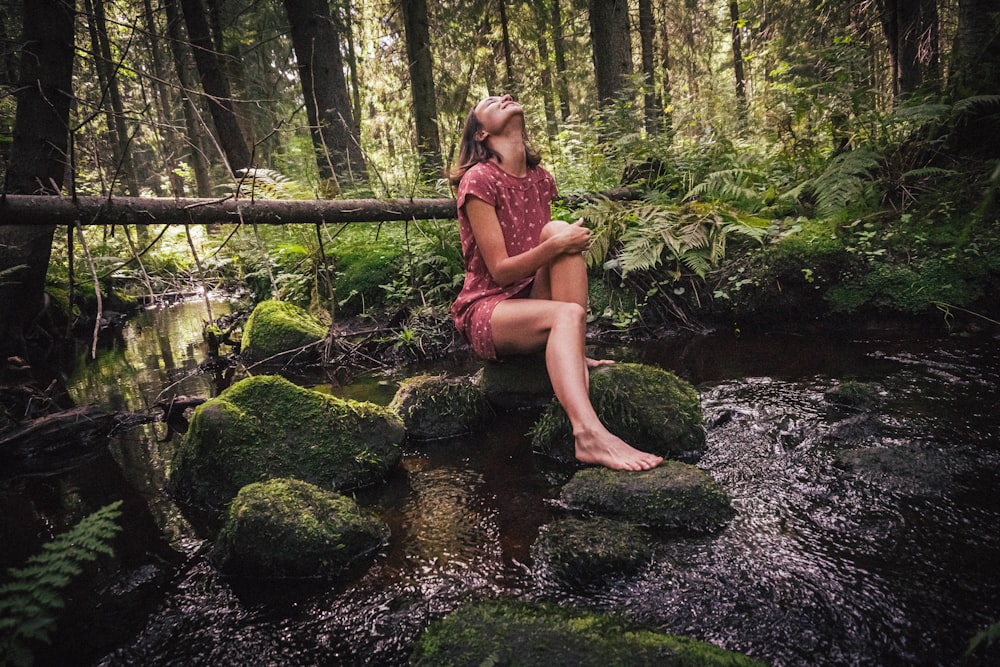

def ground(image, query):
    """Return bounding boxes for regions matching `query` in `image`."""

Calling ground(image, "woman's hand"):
[551,218,591,254]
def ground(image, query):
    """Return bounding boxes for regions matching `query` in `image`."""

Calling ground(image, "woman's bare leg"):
[492,275,662,471]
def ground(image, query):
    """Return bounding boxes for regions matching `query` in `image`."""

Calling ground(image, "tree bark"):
[283,0,367,193]
[639,0,659,135]
[588,0,633,107]
[552,0,571,121]
[401,0,443,179]
[657,0,673,136]
[729,1,747,126]
[164,0,213,197]
[948,0,1000,155]
[0,189,641,228]
[0,0,75,359]
[178,0,252,172]
[84,0,141,197]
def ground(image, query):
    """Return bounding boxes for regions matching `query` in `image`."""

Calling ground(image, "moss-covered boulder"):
[169,375,402,524]
[531,363,705,463]
[559,463,734,532]
[389,374,492,440]
[211,478,388,578]
[531,516,653,587]
[477,353,553,409]
[240,299,327,364]
[410,599,766,666]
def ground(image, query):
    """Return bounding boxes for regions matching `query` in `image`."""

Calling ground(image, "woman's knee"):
[539,219,572,241]
[552,300,586,327]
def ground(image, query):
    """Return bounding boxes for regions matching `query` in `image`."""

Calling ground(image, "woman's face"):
[474,94,523,136]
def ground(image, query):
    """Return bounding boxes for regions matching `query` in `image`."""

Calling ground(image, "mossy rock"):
[169,375,402,525]
[477,353,553,409]
[389,374,493,440]
[240,299,327,364]
[211,478,388,578]
[531,516,653,587]
[530,363,705,463]
[824,380,880,409]
[559,463,734,532]
[410,599,766,666]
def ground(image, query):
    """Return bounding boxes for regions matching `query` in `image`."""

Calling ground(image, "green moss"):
[389,374,492,440]
[410,599,766,666]
[169,375,402,526]
[530,363,704,463]
[240,299,327,364]
[212,477,388,578]
[331,235,405,317]
[559,463,734,532]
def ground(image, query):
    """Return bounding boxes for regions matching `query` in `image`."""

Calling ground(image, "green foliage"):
[784,149,881,221]
[0,501,123,667]
[583,199,767,280]
[968,618,1000,659]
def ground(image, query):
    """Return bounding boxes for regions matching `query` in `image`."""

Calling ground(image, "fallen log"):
[0,188,640,227]
[0,405,122,474]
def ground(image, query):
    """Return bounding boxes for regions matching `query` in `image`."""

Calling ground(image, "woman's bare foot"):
[574,427,663,471]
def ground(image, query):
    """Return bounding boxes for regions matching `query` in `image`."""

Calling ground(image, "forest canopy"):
[0,0,998,365]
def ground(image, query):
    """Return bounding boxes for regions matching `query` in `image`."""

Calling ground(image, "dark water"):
[3,301,999,666]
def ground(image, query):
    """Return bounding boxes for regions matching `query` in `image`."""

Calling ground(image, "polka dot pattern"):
[450,161,557,360]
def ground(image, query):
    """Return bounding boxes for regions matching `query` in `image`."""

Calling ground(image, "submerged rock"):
[531,516,653,587]
[477,353,553,409]
[410,599,766,666]
[389,373,492,440]
[240,299,327,365]
[560,462,734,532]
[168,375,402,525]
[531,363,705,463]
[212,477,388,578]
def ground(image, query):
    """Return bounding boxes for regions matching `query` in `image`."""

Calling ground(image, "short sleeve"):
[457,164,498,211]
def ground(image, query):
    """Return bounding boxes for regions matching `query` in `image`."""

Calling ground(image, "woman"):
[449,94,662,472]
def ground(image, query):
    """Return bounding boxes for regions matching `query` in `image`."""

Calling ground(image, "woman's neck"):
[488,131,528,177]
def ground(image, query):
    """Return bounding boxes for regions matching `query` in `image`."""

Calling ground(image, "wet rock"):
[835,444,969,498]
[389,373,492,440]
[476,353,552,409]
[168,375,402,526]
[211,477,388,578]
[531,516,653,587]
[824,380,881,410]
[410,599,766,666]
[531,363,705,463]
[560,462,734,532]
[240,299,327,365]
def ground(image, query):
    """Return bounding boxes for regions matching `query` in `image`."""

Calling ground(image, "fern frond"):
[0,501,123,663]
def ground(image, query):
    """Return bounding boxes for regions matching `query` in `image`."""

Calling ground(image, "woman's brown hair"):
[448,102,541,186]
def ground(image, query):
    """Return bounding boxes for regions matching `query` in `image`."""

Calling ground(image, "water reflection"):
[67,299,235,411]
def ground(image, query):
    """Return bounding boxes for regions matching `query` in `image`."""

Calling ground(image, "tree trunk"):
[729,0,747,126]
[283,0,367,194]
[950,0,1000,98]
[499,0,514,92]
[142,0,186,197]
[341,2,364,138]
[880,0,941,100]
[0,0,75,361]
[537,35,559,141]
[401,0,443,179]
[178,0,252,173]
[0,188,642,227]
[84,0,141,197]
[589,0,633,107]
[164,0,213,197]
[552,0,571,121]
[657,0,673,136]
[638,0,659,135]
[948,0,1000,156]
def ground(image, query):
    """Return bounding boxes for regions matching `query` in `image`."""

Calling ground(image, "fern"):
[789,149,881,220]
[0,501,123,667]
[684,167,767,210]
[615,205,765,278]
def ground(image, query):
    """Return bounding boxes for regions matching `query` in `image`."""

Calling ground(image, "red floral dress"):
[450,161,557,360]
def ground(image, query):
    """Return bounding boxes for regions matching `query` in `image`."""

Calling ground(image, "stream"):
[2,299,999,666]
